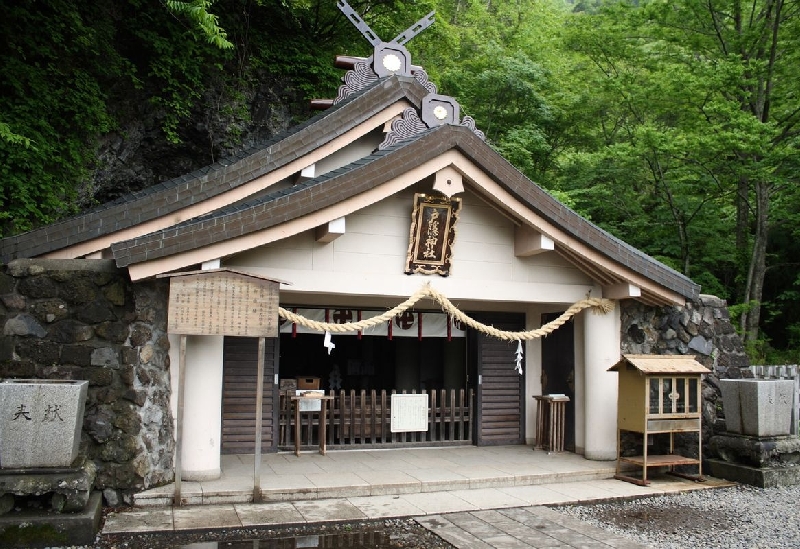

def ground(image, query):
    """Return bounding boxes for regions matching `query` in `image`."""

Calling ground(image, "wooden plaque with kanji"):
[164,269,279,337]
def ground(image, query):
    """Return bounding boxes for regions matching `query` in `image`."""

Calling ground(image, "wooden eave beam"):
[514,225,554,257]
[603,283,642,300]
[315,217,346,243]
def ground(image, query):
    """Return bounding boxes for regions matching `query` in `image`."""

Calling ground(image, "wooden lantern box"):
[608,354,710,486]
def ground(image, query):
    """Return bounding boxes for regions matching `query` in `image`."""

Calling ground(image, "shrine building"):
[0,4,700,484]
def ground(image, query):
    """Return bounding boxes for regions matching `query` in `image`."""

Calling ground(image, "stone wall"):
[620,294,749,458]
[0,259,173,505]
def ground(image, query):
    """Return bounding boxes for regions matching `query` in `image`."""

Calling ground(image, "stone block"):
[707,458,800,488]
[0,272,15,295]
[0,455,96,512]
[709,433,800,468]
[720,379,794,436]
[60,345,94,367]
[0,379,88,467]
[3,314,46,338]
[47,320,93,343]
[90,346,119,367]
[0,491,102,547]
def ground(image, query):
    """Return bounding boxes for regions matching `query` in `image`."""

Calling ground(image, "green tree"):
[556,0,800,346]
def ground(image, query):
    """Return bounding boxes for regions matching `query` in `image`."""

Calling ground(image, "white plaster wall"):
[227,187,593,304]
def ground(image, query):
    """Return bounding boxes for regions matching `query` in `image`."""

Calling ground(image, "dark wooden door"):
[541,313,575,452]
[221,336,279,454]
[471,313,525,446]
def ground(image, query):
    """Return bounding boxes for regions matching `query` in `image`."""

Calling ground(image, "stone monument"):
[0,379,101,548]
[708,378,800,487]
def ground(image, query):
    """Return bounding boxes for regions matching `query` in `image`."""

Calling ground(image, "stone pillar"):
[583,302,620,460]
[170,333,224,480]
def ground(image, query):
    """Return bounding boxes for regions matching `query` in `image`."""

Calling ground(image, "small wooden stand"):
[534,395,570,453]
[291,395,335,456]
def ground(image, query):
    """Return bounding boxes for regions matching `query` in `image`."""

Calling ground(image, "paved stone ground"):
[417,506,648,549]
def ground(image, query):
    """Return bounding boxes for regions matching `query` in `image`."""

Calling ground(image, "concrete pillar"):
[169,333,224,480]
[583,302,620,460]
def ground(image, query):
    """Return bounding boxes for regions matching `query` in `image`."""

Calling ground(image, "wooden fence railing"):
[278,388,474,450]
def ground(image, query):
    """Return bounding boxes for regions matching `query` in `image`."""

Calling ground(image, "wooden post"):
[174,335,186,506]
[253,337,265,503]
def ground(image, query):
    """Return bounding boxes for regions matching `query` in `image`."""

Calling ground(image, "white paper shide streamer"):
[323,331,336,355]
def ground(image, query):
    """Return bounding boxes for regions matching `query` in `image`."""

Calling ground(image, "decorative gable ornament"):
[334,0,485,145]
[421,94,460,127]
[335,0,435,102]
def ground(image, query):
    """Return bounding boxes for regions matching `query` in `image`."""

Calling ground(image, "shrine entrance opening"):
[220,307,529,454]
[274,311,471,450]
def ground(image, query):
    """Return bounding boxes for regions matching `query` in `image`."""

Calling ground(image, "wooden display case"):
[608,354,710,486]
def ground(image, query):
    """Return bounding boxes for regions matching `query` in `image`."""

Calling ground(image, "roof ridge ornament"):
[336,0,434,78]
[333,0,485,143]
[378,107,427,150]
[334,0,436,103]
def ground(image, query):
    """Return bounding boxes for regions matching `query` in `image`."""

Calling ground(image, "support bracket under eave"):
[514,225,555,257]
[293,164,316,184]
[433,166,464,197]
[603,283,642,300]
[315,217,346,243]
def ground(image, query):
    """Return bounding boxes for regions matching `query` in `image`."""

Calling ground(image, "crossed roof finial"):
[337,0,434,77]
[332,1,485,143]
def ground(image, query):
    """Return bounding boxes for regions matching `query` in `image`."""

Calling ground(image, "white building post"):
[582,301,620,460]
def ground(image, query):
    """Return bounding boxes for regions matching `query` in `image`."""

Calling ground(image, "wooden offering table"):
[534,394,570,453]
[291,394,335,456]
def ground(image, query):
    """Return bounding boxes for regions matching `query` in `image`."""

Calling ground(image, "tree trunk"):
[735,175,750,301]
[741,180,770,343]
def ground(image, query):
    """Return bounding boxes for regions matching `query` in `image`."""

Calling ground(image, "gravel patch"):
[553,484,800,548]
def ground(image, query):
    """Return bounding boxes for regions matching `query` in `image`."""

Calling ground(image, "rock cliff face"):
[0,260,172,505]
[88,74,305,206]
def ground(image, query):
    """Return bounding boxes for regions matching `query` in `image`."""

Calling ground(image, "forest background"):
[1,0,798,362]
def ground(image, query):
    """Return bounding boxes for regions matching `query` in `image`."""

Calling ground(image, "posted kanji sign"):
[165,269,280,337]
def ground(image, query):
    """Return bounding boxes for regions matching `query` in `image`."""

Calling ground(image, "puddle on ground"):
[177,530,393,548]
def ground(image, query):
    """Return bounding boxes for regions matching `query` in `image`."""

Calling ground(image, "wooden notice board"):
[163,268,280,337]
[158,268,286,505]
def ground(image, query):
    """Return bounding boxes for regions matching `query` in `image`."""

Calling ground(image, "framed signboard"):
[405,193,461,276]
[162,268,281,337]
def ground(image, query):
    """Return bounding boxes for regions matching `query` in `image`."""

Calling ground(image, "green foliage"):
[550,0,800,350]
[129,14,222,144]
[0,0,121,235]
[0,122,31,148]
[165,0,234,49]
